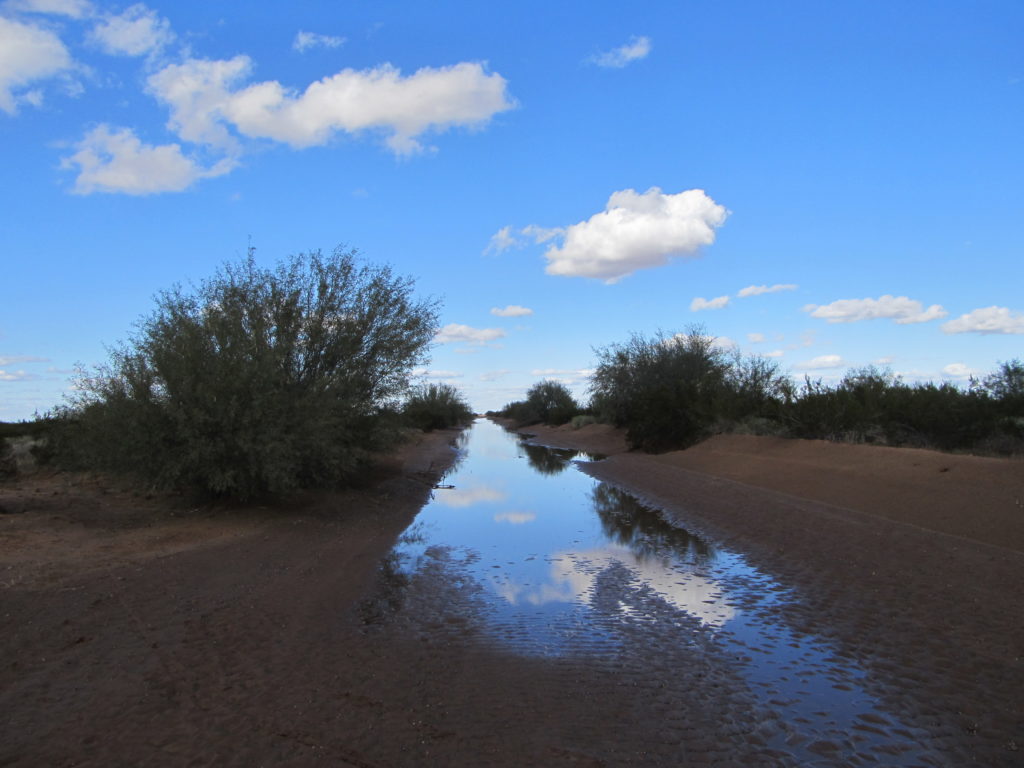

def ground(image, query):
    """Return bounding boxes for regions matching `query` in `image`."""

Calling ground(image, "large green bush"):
[51,247,439,499]
[590,327,738,451]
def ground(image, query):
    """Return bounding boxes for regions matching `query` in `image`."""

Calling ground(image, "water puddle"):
[363,419,939,766]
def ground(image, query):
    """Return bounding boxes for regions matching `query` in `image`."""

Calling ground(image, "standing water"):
[363,419,940,766]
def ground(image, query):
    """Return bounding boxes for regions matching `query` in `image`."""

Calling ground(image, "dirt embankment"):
[518,421,1024,764]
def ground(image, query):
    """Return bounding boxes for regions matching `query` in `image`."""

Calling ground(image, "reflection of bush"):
[520,442,580,475]
[591,483,715,564]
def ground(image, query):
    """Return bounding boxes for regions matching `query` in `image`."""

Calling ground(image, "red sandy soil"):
[3,423,1023,766]
[520,422,1024,765]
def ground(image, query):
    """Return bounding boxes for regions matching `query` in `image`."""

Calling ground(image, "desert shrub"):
[0,439,15,479]
[403,383,474,431]
[49,247,438,499]
[525,379,579,425]
[571,414,598,429]
[499,379,580,427]
[591,327,733,451]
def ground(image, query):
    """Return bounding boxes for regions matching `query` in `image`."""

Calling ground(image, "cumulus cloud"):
[942,363,977,379]
[0,16,73,113]
[62,124,236,195]
[747,333,765,343]
[293,31,345,53]
[738,283,797,298]
[147,56,514,155]
[434,323,506,345]
[764,349,785,358]
[690,295,729,311]
[89,4,174,57]
[490,305,532,317]
[941,306,1024,335]
[796,354,844,370]
[540,187,728,283]
[3,0,93,17]
[590,35,651,68]
[804,295,947,325]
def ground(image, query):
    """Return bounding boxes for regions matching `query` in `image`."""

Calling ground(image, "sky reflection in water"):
[390,418,745,642]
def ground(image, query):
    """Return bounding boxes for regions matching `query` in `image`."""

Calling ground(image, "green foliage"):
[499,379,580,427]
[785,366,1016,452]
[49,247,439,499]
[590,326,786,451]
[588,328,1021,455]
[402,383,474,431]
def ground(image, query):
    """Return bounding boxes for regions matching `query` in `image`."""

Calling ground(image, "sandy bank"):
[517,421,1024,764]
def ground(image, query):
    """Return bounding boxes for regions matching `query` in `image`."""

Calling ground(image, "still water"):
[364,419,937,765]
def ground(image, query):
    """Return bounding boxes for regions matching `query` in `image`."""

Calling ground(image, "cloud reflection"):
[495,545,735,627]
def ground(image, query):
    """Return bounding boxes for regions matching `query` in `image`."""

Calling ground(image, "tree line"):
[495,326,1023,456]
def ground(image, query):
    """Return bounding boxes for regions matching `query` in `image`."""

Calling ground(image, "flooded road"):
[364,419,943,766]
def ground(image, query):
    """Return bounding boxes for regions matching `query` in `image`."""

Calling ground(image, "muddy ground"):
[2,424,1022,766]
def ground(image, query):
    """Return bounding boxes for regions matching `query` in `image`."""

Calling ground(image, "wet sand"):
[519,422,1024,765]
[3,424,1022,766]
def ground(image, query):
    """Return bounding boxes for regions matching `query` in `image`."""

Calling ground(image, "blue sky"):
[1,0,1021,418]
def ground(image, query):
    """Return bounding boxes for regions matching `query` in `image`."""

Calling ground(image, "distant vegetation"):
[497,379,580,428]
[496,326,1023,457]
[33,247,460,500]
[402,382,474,432]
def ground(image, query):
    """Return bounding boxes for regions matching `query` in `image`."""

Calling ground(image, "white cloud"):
[89,4,173,57]
[479,369,510,382]
[147,57,514,155]
[3,0,93,17]
[490,304,533,317]
[690,295,729,311]
[62,124,236,195]
[590,35,651,68]
[875,356,895,364]
[293,31,345,53]
[942,363,977,379]
[521,224,562,243]
[0,354,48,365]
[738,283,797,298]
[541,187,728,283]
[434,323,506,345]
[764,349,785,358]
[0,369,37,381]
[941,306,1024,335]
[747,332,765,343]
[804,295,947,325]
[493,511,536,525]
[796,354,845,370]
[0,16,73,113]
[484,224,563,255]
[484,225,517,254]
[412,368,463,379]
[531,368,594,378]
